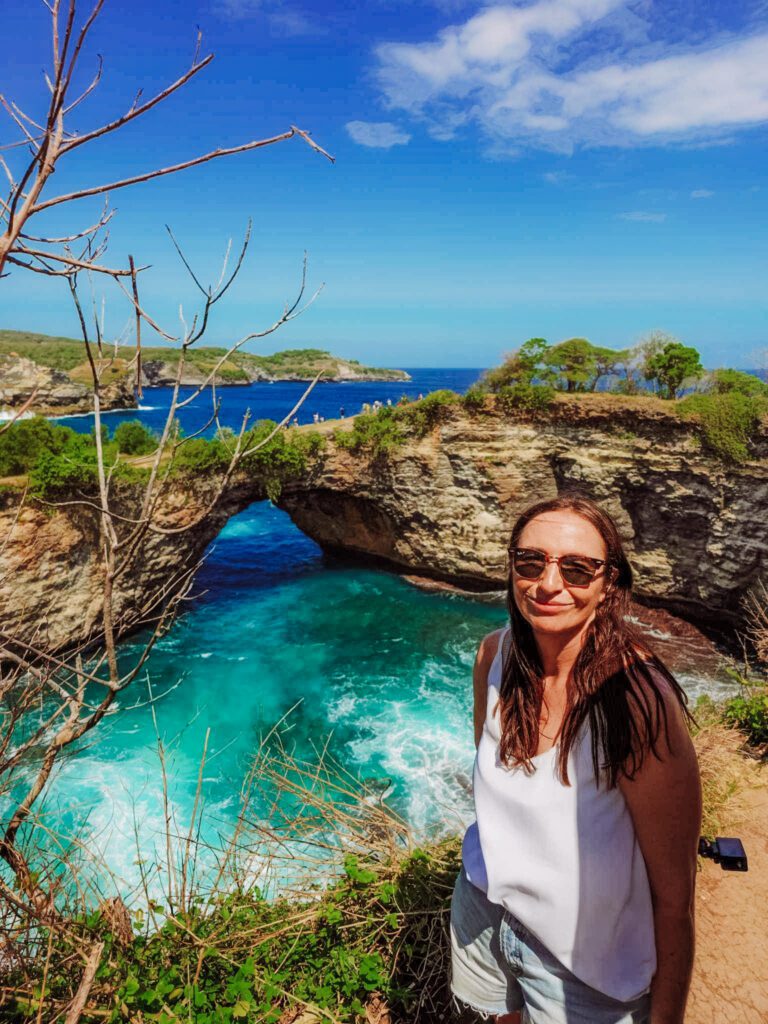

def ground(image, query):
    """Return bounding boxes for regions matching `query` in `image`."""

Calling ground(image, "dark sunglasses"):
[511,548,606,587]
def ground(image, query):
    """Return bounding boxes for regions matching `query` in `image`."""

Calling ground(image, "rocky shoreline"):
[0,333,411,416]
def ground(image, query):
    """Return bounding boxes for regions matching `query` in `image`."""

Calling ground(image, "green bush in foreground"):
[113,420,158,455]
[0,417,75,476]
[28,433,149,499]
[171,422,325,500]
[721,674,768,745]
[7,840,461,1024]
[678,391,767,463]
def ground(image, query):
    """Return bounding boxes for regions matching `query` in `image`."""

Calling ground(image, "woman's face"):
[512,510,609,640]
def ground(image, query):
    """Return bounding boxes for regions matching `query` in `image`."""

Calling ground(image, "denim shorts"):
[450,868,651,1024]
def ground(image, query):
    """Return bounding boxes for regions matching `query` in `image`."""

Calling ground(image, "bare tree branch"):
[32,127,332,216]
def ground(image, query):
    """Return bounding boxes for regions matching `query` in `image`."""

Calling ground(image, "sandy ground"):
[688,764,768,1024]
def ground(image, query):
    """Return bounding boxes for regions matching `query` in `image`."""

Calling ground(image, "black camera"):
[698,836,748,871]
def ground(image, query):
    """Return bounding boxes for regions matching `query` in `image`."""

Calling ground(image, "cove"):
[34,499,734,900]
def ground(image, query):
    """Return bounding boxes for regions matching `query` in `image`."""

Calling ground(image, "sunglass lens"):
[513,552,546,579]
[559,558,597,586]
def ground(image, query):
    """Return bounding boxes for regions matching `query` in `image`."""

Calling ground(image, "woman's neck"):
[535,625,590,685]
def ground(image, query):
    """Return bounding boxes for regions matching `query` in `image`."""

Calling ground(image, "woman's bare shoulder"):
[475,626,507,670]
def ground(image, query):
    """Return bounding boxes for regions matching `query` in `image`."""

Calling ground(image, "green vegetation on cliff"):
[0,417,325,501]
[329,369,766,465]
[0,330,410,386]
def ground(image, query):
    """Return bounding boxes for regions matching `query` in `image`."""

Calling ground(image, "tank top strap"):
[488,624,512,692]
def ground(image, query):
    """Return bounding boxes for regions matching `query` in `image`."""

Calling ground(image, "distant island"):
[0,330,411,415]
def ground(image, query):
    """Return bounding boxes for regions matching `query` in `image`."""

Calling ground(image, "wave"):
[0,409,34,422]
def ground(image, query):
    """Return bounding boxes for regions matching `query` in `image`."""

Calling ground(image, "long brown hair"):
[499,493,690,787]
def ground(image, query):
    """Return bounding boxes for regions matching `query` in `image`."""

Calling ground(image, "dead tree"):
[0,1,333,971]
[0,0,332,282]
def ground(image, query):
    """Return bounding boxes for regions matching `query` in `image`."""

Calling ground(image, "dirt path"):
[688,764,768,1023]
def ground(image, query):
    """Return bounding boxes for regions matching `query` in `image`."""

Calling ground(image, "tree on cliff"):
[644,340,704,399]
[540,335,630,391]
[484,337,630,394]
[483,337,553,390]
[542,337,628,392]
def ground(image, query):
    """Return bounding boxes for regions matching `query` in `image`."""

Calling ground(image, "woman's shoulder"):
[623,649,692,745]
[475,626,508,672]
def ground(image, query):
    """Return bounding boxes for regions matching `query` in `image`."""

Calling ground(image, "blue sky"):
[1,0,767,368]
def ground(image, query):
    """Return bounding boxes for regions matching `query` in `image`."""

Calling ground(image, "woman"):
[451,495,701,1024]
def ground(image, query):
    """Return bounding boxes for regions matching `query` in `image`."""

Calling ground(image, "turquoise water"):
[37,503,503,897]
[32,500,732,902]
[13,368,736,900]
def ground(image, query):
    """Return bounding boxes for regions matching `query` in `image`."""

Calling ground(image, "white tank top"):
[461,628,656,1002]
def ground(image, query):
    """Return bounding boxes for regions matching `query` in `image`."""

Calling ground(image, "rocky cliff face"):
[0,478,260,656]
[139,360,411,386]
[0,354,135,415]
[2,397,765,660]
[278,397,768,627]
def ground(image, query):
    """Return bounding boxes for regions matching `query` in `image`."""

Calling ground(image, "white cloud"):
[618,211,667,222]
[346,121,412,148]
[690,188,715,198]
[373,1,768,152]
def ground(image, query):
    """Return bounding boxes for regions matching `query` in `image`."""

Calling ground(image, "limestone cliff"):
[0,354,134,415]
[0,478,260,656]
[2,395,765,660]
[278,397,768,627]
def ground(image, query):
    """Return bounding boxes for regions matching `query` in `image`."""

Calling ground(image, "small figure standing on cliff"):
[451,494,701,1024]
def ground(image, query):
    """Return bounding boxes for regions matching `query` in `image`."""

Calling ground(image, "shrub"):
[113,420,157,455]
[708,368,768,397]
[722,676,768,745]
[678,391,767,463]
[461,385,488,413]
[172,437,230,475]
[240,422,325,500]
[28,433,143,498]
[334,409,405,458]
[399,389,458,433]
[496,382,555,415]
[0,417,75,476]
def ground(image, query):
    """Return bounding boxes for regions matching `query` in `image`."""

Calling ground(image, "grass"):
[2,736,460,1024]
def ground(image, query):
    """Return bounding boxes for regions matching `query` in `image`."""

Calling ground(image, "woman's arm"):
[473,629,504,748]
[618,685,702,1024]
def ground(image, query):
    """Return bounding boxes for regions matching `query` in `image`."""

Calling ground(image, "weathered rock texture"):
[1,396,765,659]
[278,397,768,627]
[0,354,135,415]
[0,479,259,656]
